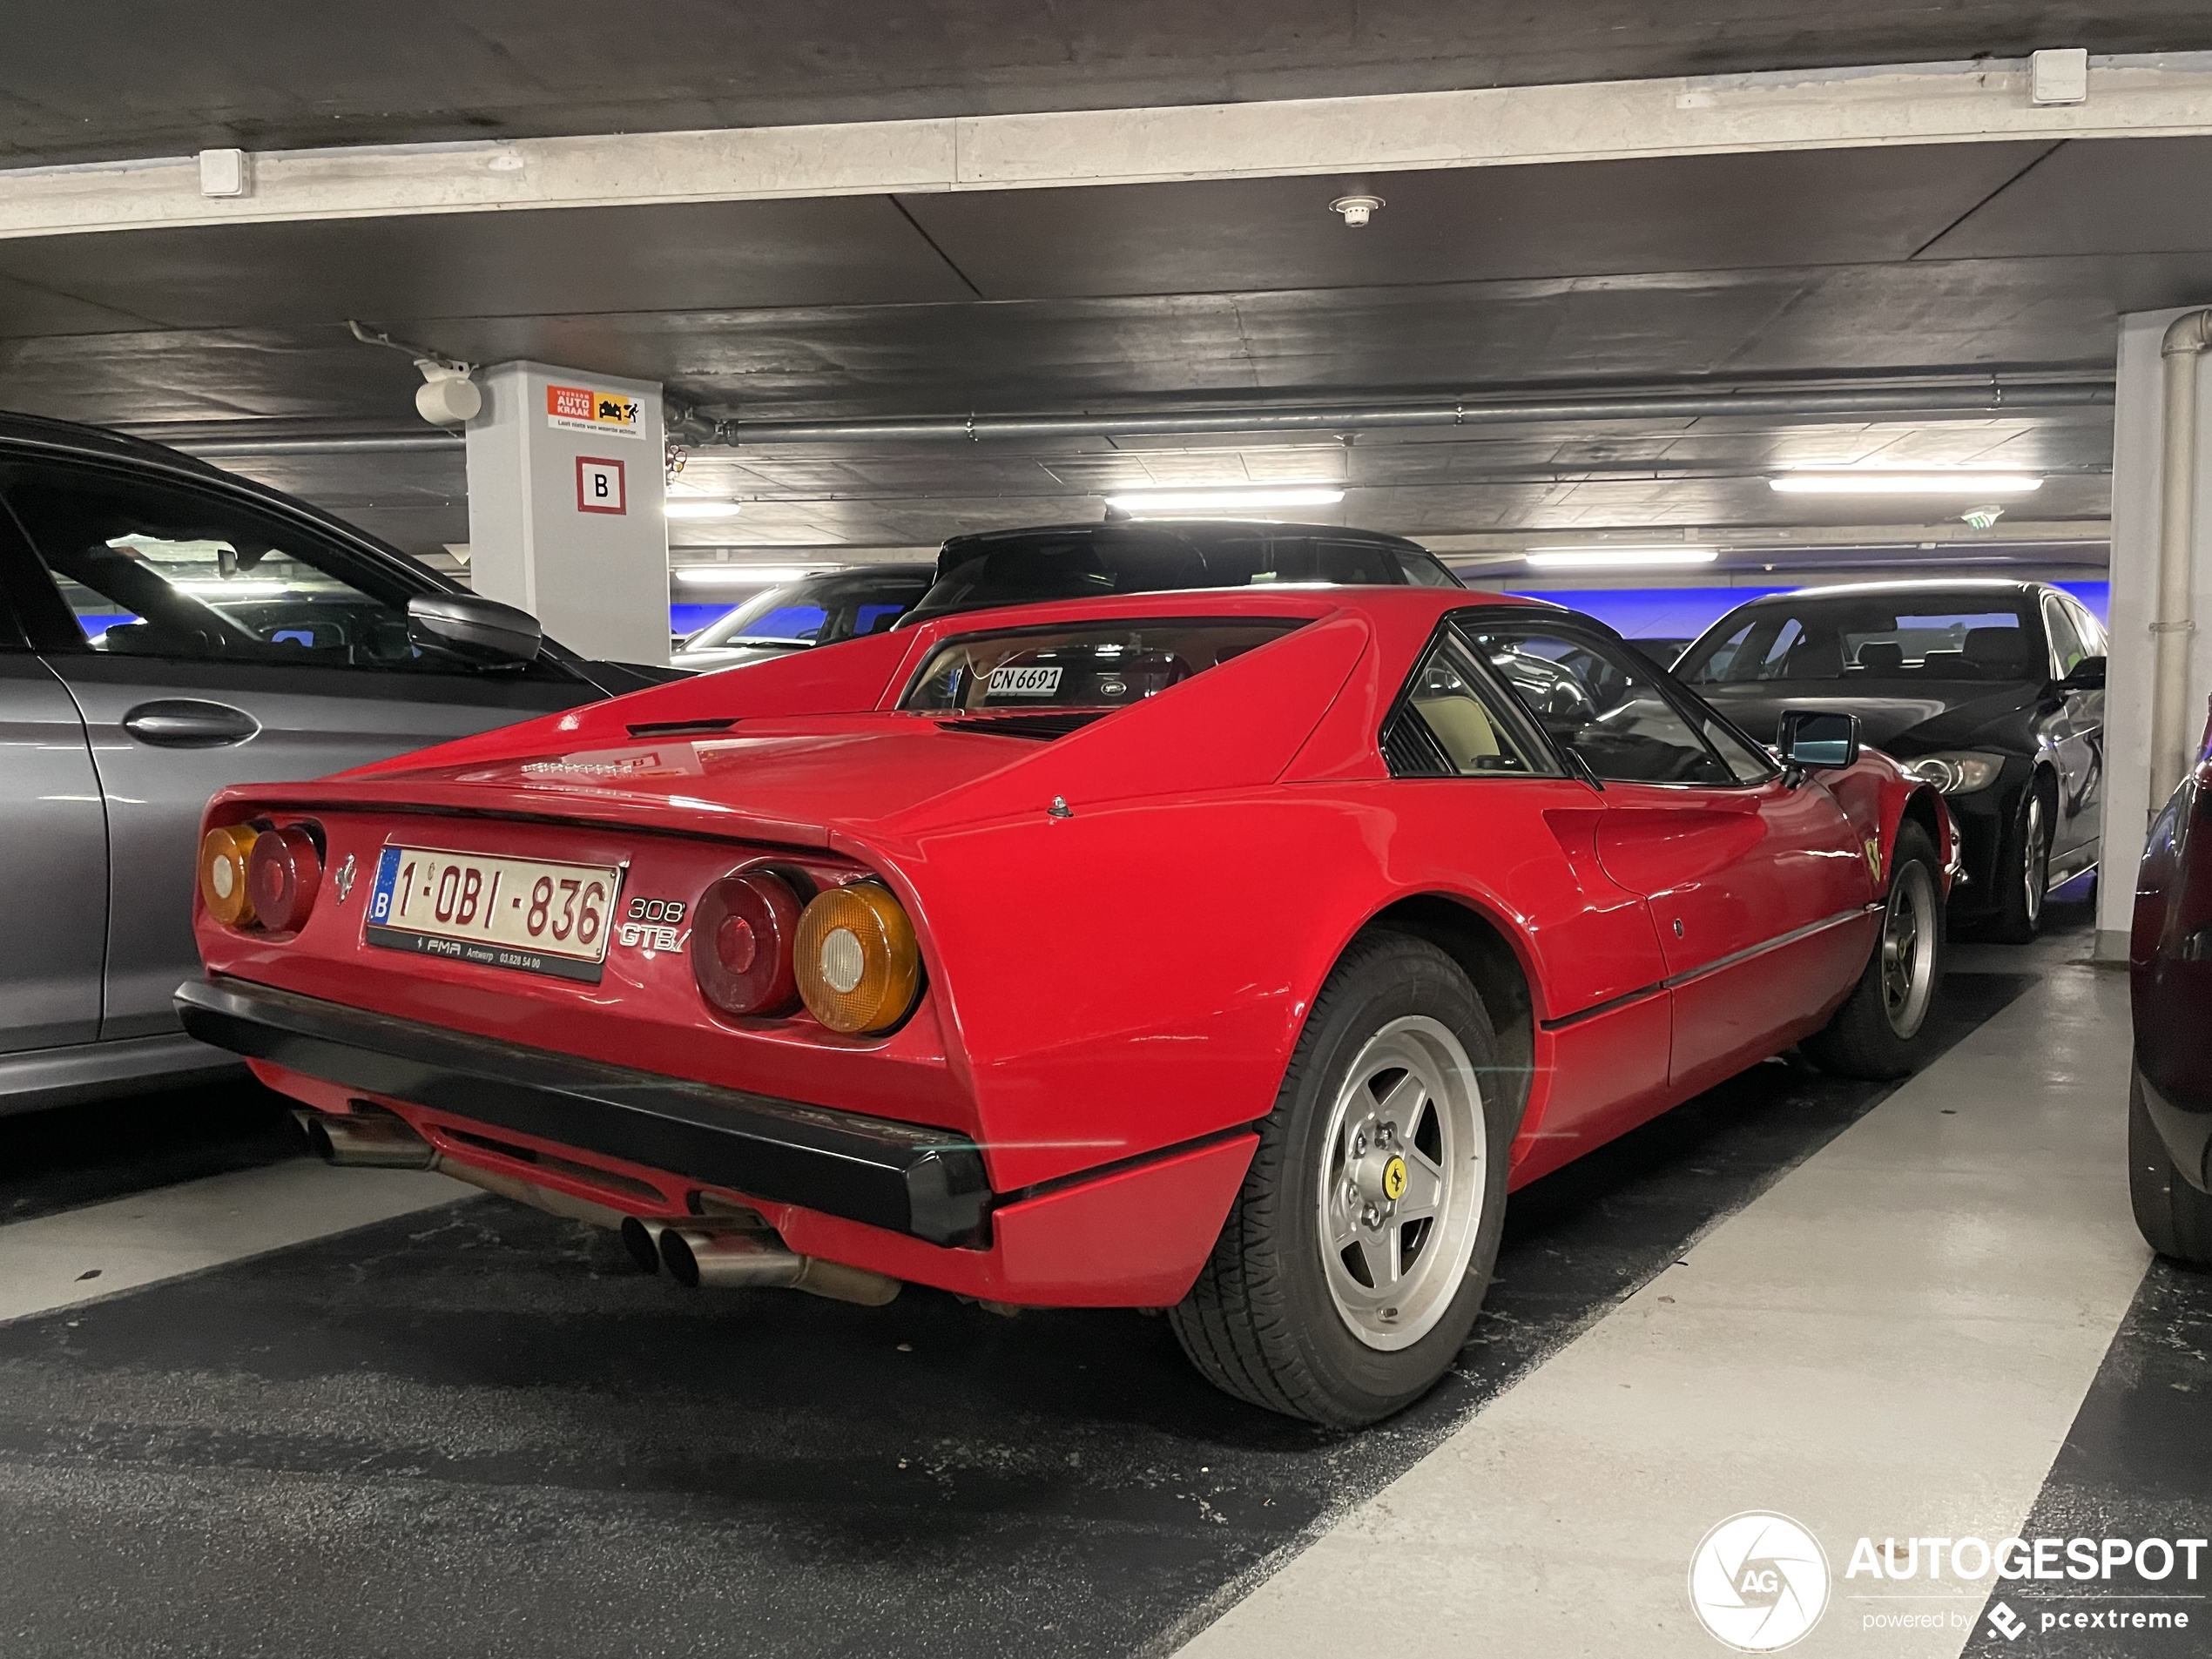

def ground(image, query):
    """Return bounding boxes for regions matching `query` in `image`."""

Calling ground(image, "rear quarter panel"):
[872,773,1670,1192]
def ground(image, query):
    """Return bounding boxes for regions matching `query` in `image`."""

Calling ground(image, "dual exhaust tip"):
[293,1108,899,1308]
[621,1217,900,1307]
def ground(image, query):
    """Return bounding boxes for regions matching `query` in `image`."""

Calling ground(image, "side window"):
[2065,596,2106,660]
[2043,597,2086,678]
[1384,630,1559,778]
[3,464,485,676]
[1393,549,1460,588]
[854,600,914,637]
[1466,624,1737,786]
[1698,713,1780,784]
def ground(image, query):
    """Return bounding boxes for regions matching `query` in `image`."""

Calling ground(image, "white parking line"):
[1179,954,2149,1659]
[0,1160,468,1325]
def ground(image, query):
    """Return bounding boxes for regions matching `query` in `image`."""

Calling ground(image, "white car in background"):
[672,564,935,672]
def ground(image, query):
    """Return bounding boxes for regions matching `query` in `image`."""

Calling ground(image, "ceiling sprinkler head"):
[1330,193,1385,228]
[1960,504,2006,531]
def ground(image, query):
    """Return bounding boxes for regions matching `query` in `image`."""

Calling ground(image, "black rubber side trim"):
[175,975,990,1245]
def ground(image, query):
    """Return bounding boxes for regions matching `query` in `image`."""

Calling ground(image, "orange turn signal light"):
[793,882,921,1035]
[199,826,260,927]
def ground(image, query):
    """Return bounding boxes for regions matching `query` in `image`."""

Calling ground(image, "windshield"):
[685,571,928,650]
[904,527,1452,624]
[900,619,1308,711]
[1678,594,2044,685]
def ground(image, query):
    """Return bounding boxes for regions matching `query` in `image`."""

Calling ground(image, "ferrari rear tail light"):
[246,823,323,934]
[794,882,921,1035]
[199,826,260,927]
[691,867,805,1018]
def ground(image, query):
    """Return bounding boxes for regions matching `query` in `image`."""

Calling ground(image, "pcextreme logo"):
[1689,1512,1831,1651]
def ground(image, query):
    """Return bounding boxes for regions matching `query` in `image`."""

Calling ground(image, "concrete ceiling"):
[12,135,2207,559]
[7,3,2212,166]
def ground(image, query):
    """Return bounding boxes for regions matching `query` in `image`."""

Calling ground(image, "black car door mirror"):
[407,593,543,668]
[1778,709,1861,775]
[2060,653,2107,691]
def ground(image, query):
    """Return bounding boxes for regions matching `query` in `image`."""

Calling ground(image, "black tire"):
[1170,932,1514,1427]
[2129,1062,2212,1267]
[1801,822,1947,1081]
[1988,777,2054,944]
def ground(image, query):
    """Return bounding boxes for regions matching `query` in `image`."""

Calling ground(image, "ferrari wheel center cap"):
[1353,1143,1407,1208]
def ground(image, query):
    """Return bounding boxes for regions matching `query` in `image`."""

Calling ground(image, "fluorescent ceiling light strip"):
[1103,486,1345,512]
[664,500,745,518]
[1523,548,1720,569]
[169,580,294,596]
[1768,473,2044,495]
[673,565,831,585]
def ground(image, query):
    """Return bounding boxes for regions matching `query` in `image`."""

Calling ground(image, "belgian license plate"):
[363,846,624,982]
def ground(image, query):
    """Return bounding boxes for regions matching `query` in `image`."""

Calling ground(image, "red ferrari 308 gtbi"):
[179,588,1952,1425]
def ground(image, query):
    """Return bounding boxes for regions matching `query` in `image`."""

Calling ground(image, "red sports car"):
[179,588,1952,1425]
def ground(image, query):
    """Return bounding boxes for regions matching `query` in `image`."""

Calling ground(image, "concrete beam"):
[7,52,2212,239]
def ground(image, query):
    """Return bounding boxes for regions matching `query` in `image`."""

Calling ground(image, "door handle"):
[121,699,260,748]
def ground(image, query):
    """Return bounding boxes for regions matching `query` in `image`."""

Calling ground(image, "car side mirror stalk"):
[1777,709,1862,786]
[407,593,543,669]
[2060,654,2107,691]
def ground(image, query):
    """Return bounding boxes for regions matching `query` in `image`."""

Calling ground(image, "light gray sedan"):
[0,412,678,1112]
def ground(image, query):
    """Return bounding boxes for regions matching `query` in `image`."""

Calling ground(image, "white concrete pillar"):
[2098,309,2212,959]
[463,361,669,667]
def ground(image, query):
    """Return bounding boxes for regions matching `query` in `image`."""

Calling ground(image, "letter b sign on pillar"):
[576,458,626,515]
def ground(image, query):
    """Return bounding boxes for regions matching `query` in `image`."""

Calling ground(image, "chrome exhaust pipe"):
[619,1216,666,1273]
[300,1109,437,1170]
[658,1227,900,1305]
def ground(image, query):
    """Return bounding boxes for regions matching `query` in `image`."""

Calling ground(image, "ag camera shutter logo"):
[1689,1512,1831,1651]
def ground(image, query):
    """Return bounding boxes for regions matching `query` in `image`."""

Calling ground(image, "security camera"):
[414,360,482,428]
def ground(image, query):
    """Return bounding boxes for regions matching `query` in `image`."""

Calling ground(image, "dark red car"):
[2130,700,2212,1265]
[177,589,1952,1425]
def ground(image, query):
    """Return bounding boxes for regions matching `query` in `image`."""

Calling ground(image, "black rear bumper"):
[175,976,991,1245]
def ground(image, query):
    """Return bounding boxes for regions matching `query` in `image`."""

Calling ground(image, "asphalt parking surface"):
[0,962,2050,1659]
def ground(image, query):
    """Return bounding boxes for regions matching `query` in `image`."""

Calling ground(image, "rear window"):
[900,619,1307,711]
[1679,595,2041,684]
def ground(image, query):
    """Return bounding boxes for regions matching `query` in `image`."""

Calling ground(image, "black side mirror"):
[1778,709,1861,775]
[407,593,543,668]
[2060,654,2107,691]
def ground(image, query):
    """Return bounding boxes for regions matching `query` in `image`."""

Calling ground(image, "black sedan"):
[1675,580,2107,941]
[2130,701,2212,1264]
[897,518,1461,626]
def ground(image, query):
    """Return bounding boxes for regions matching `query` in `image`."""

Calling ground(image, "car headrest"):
[1855,641,1906,673]
[1963,627,2033,674]
[1783,633,1846,678]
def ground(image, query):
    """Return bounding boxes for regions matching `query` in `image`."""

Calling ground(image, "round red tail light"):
[691,868,804,1017]
[246,824,323,934]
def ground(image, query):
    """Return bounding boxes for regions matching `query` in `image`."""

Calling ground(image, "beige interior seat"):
[1413,694,1501,772]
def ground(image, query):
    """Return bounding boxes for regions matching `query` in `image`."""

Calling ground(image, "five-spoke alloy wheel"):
[1172,932,1514,1426]
[1316,1017,1487,1352]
